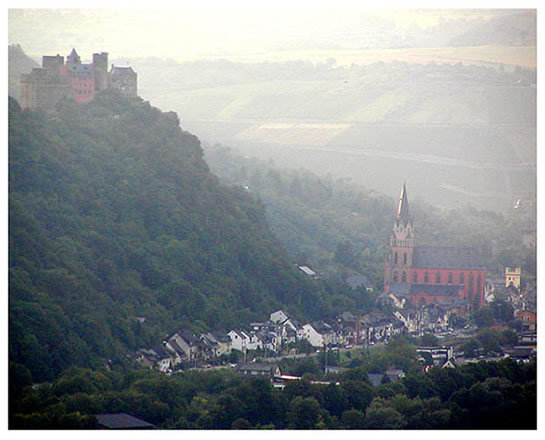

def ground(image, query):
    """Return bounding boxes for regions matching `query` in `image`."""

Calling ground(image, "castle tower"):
[93,52,109,91]
[384,183,415,288]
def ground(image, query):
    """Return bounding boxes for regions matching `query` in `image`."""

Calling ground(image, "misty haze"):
[8,7,537,431]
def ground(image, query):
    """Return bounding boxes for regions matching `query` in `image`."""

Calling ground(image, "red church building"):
[384,184,485,310]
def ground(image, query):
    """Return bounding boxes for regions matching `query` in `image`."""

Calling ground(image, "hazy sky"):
[8,6,534,63]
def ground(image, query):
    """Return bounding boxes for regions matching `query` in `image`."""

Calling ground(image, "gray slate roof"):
[409,284,461,297]
[389,283,461,297]
[95,413,154,429]
[346,275,372,289]
[236,362,278,373]
[412,246,483,270]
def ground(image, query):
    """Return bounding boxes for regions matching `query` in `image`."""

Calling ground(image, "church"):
[384,184,485,311]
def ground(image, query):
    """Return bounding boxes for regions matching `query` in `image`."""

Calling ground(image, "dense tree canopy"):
[9,92,357,381]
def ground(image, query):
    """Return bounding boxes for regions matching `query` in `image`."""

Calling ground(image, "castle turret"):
[66,48,81,65]
[384,183,415,288]
[93,52,109,91]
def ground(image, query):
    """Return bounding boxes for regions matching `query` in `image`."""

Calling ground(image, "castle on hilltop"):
[384,184,485,311]
[20,48,137,110]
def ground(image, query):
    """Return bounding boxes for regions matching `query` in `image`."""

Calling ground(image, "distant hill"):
[128,58,535,212]
[9,44,39,101]
[448,11,536,47]
[9,92,361,381]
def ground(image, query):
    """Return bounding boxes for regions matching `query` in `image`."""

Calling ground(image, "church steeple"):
[384,183,415,288]
[396,182,411,226]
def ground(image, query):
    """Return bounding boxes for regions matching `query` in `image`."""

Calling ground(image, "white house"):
[228,330,263,352]
[270,310,290,324]
[300,322,335,348]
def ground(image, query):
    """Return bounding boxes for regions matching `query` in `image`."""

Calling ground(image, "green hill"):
[9,92,357,381]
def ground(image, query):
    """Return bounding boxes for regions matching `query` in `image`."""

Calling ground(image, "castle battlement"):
[20,48,137,110]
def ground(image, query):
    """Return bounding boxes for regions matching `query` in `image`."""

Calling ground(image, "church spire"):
[396,182,411,226]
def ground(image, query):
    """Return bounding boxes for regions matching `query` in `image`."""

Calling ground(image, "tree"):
[364,398,407,429]
[341,409,366,429]
[287,396,323,429]
[418,333,439,346]
[334,241,358,268]
[231,418,251,429]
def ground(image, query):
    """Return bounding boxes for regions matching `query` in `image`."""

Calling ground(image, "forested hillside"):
[204,143,536,286]
[9,92,363,382]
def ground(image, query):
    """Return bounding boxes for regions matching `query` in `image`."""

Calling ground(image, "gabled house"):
[165,330,202,361]
[228,330,249,352]
[300,321,336,347]
[199,333,220,359]
[368,369,405,387]
[360,310,398,343]
[207,331,232,356]
[228,330,263,352]
[270,310,290,324]
[393,309,420,334]
[136,346,172,373]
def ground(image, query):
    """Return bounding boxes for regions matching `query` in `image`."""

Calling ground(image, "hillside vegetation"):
[204,143,536,287]
[9,92,366,381]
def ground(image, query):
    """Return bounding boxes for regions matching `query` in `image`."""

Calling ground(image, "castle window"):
[394,252,398,265]
[401,271,407,282]
[403,253,407,265]
[413,272,418,283]
[459,273,465,285]
[393,271,398,282]
[448,272,453,284]
[424,272,429,283]
[435,272,441,283]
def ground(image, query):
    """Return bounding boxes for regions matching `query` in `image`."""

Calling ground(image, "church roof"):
[412,246,484,270]
[388,283,461,297]
[409,284,461,296]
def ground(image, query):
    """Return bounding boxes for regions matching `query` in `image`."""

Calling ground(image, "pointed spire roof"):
[396,182,411,225]
[66,48,81,64]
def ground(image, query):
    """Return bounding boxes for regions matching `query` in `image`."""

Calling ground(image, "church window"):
[459,273,465,285]
[435,272,441,283]
[413,272,418,283]
[448,272,453,284]
[468,273,474,297]
[424,272,429,283]
[393,271,398,282]
[394,252,398,264]
[401,271,407,283]
[403,253,407,265]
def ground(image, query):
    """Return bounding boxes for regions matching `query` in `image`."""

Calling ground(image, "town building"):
[384,184,486,311]
[505,267,522,290]
[235,362,281,378]
[20,48,137,110]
